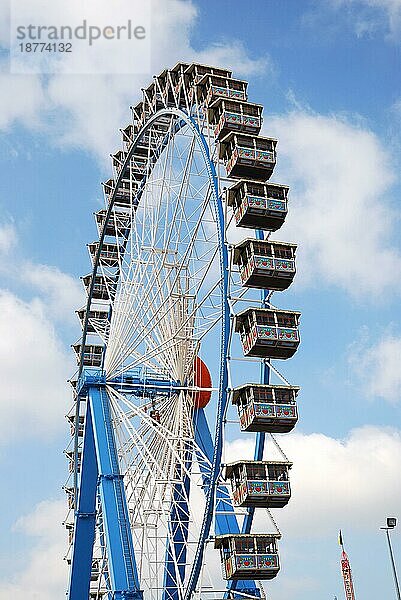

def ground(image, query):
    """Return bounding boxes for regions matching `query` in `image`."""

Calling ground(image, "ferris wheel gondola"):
[64,62,301,600]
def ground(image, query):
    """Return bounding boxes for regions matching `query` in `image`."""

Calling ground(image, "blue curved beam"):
[182,115,231,600]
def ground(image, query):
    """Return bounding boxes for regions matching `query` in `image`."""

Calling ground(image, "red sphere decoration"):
[192,356,212,409]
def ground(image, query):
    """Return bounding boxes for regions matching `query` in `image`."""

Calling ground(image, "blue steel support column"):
[240,357,270,532]
[68,400,98,600]
[226,230,271,598]
[89,385,143,600]
[243,226,271,524]
[163,445,192,600]
[194,409,240,535]
[194,409,258,598]
[251,231,271,461]
[225,372,269,599]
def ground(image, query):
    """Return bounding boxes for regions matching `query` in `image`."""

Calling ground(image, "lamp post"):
[381,517,401,600]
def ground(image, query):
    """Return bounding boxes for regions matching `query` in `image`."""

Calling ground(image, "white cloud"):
[0,499,68,600]
[0,221,84,324]
[349,328,401,402]
[0,222,80,446]
[267,575,320,600]
[23,262,85,324]
[2,426,400,599]
[196,40,269,78]
[44,0,268,159]
[266,111,401,299]
[0,0,269,159]
[0,222,17,254]
[329,0,401,40]
[0,73,46,131]
[14,498,65,543]
[226,425,401,537]
[0,290,73,444]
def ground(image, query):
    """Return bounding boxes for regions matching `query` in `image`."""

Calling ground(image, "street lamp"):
[381,517,401,600]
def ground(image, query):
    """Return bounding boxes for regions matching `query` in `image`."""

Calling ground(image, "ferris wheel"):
[64,62,301,600]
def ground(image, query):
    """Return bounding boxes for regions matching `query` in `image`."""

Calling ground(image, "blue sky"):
[0,0,401,598]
